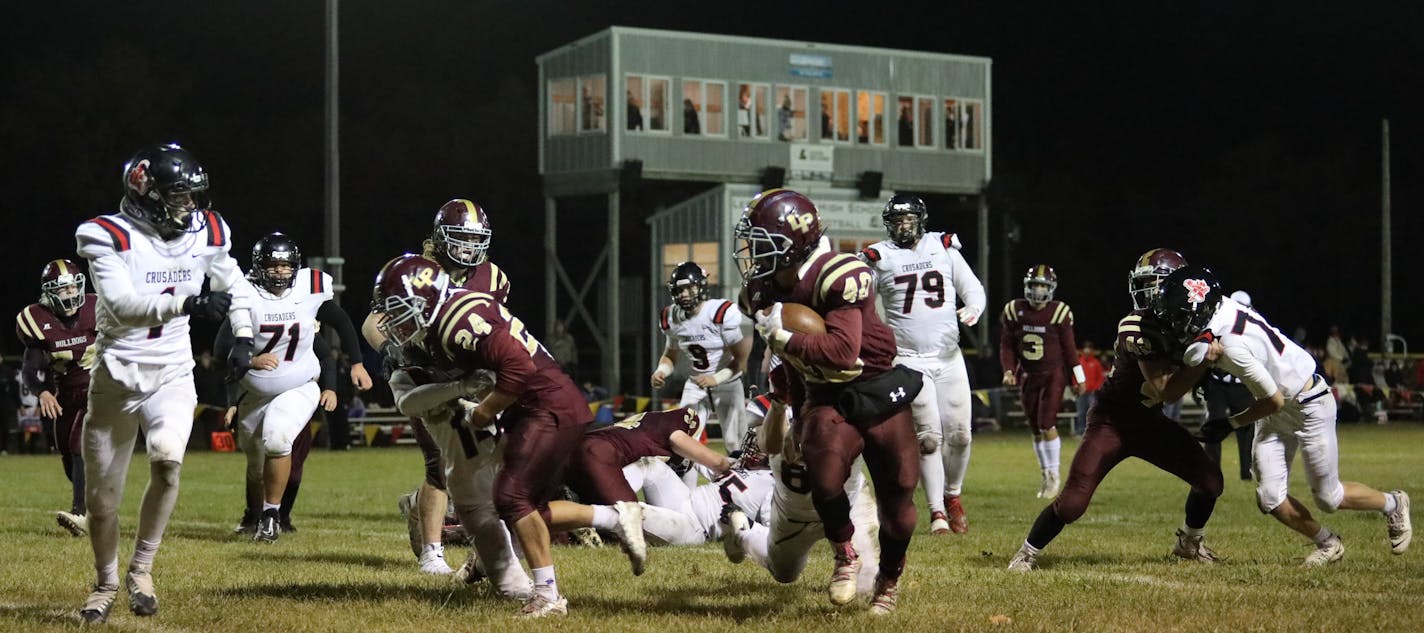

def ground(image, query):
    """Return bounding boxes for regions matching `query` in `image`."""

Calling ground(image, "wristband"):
[712,368,735,385]
[1072,365,1087,386]
[653,360,674,380]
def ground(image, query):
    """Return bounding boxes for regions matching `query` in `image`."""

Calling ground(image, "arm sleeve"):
[999,307,1018,372]
[203,222,253,338]
[783,305,864,370]
[1220,343,1277,399]
[948,249,986,314]
[316,300,363,359]
[21,346,49,393]
[314,334,336,391]
[393,375,467,419]
[212,316,235,359]
[85,254,186,327]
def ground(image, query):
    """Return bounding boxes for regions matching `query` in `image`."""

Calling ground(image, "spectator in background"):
[1326,325,1349,372]
[683,98,700,134]
[327,347,356,450]
[1073,341,1106,436]
[1292,326,1308,346]
[898,103,914,146]
[820,93,833,139]
[1348,337,1374,385]
[737,86,752,137]
[626,90,643,131]
[777,95,793,141]
[546,320,578,379]
[0,361,18,454]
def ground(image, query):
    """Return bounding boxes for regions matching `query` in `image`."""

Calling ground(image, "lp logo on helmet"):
[786,212,817,234]
[1183,278,1210,304]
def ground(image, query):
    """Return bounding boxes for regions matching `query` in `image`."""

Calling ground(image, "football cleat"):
[946,495,968,534]
[868,575,899,615]
[233,508,258,535]
[517,592,568,618]
[418,549,454,575]
[1386,490,1412,555]
[1171,529,1219,563]
[720,505,750,564]
[79,584,118,624]
[613,501,648,576]
[1303,534,1345,567]
[1007,544,1039,572]
[827,541,861,605]
[56,511,88,537]
[254,510,280,543]
[126,568,158,616]
[455,549,486,585]
[1036,469,1061,499]
[397,490,423,558]
[929,510,950,535]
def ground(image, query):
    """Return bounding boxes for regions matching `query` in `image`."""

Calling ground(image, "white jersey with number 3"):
[239,268,333,396]
[861,231,985,356]
[659,299,744,377]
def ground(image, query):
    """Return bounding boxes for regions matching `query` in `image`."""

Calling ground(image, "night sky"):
[3,2,1421,379]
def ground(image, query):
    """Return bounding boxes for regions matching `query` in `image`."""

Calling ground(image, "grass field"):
[2,424,1422,632]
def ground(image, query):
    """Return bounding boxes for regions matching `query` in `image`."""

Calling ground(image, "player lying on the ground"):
[718,391,880,594]
[621,456,775,546]
[1160,265,1411,566]
[1008,249,1224,572]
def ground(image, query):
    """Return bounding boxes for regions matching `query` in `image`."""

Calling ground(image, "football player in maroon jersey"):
[16,259,98,537]
[1007,248,1225,572]
[567,407,733,505]
[358,199,512,575]
[999,265,1084,498]
[734,188,919,615]
[372,254,639,618]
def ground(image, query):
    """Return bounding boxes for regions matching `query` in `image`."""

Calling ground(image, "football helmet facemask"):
[120,143,210,240]
[371,254,452,348]
[40,259,86,314]
[430,199,492,269]
[251,232,301,293]
[734,189,824,281]
[882,194,928,247]
[667,261,709,314]
[1023,264,1058,307]
[1129,248,1188,311]
[1154,265,1224,344]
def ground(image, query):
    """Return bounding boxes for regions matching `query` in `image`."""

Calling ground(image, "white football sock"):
[531,565,559,599]
[130,537,160,570]
[1312,526,1335,546]
[1046,438,1061,471]
[943,443,971,497]
[919,450,946,513]
[741,522,771,568]
[1180,524,1204,538]
[1032,439,1049,470]
[1383,493,1399,515]
[590,504,619,530]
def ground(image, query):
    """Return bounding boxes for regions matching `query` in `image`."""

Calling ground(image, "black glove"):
[230,336,255,376]
[183,290,233,321]
[1195,417,1235,443]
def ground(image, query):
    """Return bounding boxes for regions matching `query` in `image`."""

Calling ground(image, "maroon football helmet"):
[733,189,825,281]
[1023,264,1058,306]
[1129,248,1188,311]
[371,254,452,347]
[430,199,493,269]
[40,259,86,314]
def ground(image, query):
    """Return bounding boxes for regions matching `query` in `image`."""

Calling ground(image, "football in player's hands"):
[762,303,826,335]
[1195,417,1235,443]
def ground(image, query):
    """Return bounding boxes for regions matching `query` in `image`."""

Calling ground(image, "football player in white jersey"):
[387,366,534,600]
[623,457,775,546]
[719,387,881,594]
[651,262,752,455]
[1160,267,1412,566]
[860,194,985,535]
[221,233,365,543]
[72,143,255,623]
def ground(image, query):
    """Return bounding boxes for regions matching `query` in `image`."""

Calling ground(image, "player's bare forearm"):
[470,388,519,427]
[1231,390,1286,427]
[726,335,752,375]
[783,307,861,369]
[670,431,731,475]
[360,311,386,349]
[1158,359,1211,403]
[760,401,788,456]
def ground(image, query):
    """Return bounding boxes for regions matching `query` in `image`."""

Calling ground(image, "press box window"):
[579,74,605,133]
[737,83,770,140]
[857,91,886,145]
[774,85,808,142]
[626,74,671,133]
[548,78,576,136]
[820,88,852,143]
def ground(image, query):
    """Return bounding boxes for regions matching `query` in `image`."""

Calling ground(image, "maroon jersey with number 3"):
[999,298,1080,379]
